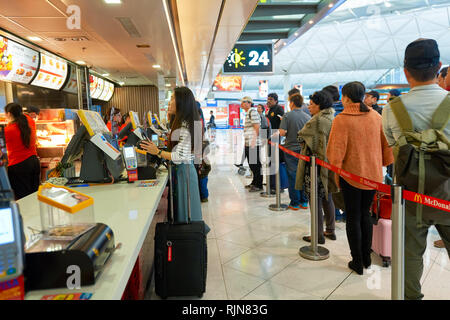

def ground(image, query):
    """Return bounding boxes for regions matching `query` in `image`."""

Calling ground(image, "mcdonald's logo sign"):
[414,194,423,204]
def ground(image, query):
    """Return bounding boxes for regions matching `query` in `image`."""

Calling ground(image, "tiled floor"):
[148,129,450,300]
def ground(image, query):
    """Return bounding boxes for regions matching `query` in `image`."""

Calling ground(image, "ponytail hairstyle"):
[341,81,370,112]
[5,103,32,148]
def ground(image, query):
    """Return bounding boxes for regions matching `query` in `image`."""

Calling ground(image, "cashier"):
[4,103,41,200]
[119,112,131,146]
[26,105,41,121]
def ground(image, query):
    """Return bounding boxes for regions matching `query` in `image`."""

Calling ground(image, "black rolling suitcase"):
[154,162,207,299]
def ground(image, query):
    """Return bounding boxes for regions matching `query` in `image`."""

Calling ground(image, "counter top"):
[19,168,168,300]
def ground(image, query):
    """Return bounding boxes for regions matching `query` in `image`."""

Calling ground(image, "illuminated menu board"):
[63,64,78,94]
[104,82,114,101]
[92,78,104,99]
[99,81,111,101]
[31,53,68,90]
[90,74,114,101]
[90,74,104,99]
[0,36,39,84]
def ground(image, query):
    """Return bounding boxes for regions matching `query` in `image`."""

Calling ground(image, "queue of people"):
[239,38,449,300]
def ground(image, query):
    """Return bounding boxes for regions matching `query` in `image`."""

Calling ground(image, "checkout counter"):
[12,110,171,299]
[19,169,168,299]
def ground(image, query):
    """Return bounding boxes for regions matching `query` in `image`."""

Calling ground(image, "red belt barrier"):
[315,158,391,195]
[403,190,450,213]
[271,142,449,212]
[276,143,311,162]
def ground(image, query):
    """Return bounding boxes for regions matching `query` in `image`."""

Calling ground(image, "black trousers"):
[340,177,376,262]
[8,155,40,200]
[245,146,262,188]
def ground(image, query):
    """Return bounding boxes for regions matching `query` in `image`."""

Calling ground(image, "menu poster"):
[89,74,98,96]
[63,65,78,94]
[98,81,111,101]
[92,78,104,99]
[0,37,39,84]
[104,81,115,101]
[31,53,68,90]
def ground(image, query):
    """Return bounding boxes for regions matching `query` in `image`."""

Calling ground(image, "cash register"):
[118,111,161,180]
[61,110,125,184]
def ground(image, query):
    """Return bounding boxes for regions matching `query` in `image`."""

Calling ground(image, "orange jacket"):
[326,103,394,190]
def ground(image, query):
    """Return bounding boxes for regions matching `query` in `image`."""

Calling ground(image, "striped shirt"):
[244,107,261,146]
[171,121,195,164]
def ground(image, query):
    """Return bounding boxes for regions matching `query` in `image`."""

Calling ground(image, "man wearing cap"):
[241,96,263,192]
[387,88,401,102]
[364,91,383,115]
[382,39,450,300]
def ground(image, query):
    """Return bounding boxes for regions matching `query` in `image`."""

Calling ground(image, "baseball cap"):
[404,39,440,70]
[366,90,380,101]
[240,96,253,104]
[389,89,401,97]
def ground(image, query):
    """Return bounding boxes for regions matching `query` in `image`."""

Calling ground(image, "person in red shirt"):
[118,112,131,146]
[4,103,40,200]
[105,108,122,133]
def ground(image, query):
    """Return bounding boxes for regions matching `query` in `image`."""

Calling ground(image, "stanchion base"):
[260,191,276,198]
[269,204,289,211]
[299,246,330,261]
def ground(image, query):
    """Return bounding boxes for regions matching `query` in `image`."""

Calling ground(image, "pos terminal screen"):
[123,146,135,159]
[0,208,15,245]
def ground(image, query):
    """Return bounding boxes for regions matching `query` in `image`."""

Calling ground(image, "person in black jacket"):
[364,90,383,115]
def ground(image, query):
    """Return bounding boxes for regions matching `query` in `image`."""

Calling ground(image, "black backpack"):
[390,95,450,227]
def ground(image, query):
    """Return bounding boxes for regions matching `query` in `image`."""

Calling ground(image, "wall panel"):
[101,85,159,122]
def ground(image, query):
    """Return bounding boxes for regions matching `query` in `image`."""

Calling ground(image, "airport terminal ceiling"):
[236,0,450,94]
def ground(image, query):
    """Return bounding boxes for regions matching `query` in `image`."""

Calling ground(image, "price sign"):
[223,44,273,74]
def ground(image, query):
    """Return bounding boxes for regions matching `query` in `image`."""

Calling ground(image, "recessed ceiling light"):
[309,20,314,24]
[102,73,110,77]
[76,60,86,65]
[27,36,42,42]
[165,83,171,87]
[294,32,299,36]
[153,64,161,69]
[119,81,125,85]
[104,0,121,4]
[328,3,333,8]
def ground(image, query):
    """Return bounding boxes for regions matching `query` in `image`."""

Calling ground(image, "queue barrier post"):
[268,140,288,211]
[261,139,275,198]
[391,184,405,300]
[299,156,329,261]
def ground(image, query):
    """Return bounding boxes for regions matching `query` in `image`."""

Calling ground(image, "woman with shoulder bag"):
[296,90,338,244]
[140,87,210,233]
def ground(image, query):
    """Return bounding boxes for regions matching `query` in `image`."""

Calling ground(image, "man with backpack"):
[382,39,450,300]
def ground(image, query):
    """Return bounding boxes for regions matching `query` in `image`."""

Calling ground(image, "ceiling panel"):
[0,0,179,86]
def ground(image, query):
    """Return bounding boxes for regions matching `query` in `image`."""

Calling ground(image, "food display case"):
[36,109,76,158]
[35,109,77,181]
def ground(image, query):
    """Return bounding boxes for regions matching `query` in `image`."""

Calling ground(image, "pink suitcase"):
[372,218,392,267]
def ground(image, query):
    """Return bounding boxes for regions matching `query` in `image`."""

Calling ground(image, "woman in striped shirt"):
[141,87,209,231]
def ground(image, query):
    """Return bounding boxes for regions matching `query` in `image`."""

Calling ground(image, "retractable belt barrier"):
[271,142,450,213]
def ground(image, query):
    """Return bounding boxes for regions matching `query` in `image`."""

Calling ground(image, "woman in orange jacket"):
[327,82,393,275]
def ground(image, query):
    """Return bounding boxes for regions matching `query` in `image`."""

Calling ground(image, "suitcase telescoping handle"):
[168,161,174,224]
[185,161,191,224]
[167,161,192,224]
